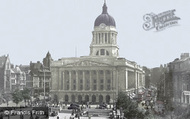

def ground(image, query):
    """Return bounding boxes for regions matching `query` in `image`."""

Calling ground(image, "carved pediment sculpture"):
[65,60,111,67]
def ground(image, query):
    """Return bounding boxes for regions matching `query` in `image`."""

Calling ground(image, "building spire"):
[102,0,108,14]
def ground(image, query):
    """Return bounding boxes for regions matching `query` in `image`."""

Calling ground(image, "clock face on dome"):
[100,23,106,29]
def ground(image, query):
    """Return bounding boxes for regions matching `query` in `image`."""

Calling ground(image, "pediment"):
[65,60,111,67]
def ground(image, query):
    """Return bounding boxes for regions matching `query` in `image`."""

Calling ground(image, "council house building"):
[50,2,145,104]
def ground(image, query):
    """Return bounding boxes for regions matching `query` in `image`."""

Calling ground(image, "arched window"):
[85,95,89,103]
[96,49,109,56]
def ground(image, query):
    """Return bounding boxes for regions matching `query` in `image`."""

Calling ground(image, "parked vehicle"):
[68,106,79,110]
[49,111,58,117]
[99,103,107,108]
[70,103,79,108]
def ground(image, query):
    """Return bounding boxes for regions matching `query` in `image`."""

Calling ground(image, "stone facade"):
[0,55,12,94]
[169,53,190,104]
[11,66,26,91]
[30,52,52,95]
[50,2,145,104]
[158,53,190,107]
[51,57,145,104]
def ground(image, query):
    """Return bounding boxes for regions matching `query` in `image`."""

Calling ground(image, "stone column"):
[110,70,113,91]
[98,33,99,44]
[96,70,99,91]
[104,70,106,91]
[109,33,112,44]
[62,71,65,90]
[68,94,71,103]
[89,95,92,102]
[69,71,72,91]
[76,71,79,90]
[93,33,95,44]
[99,33,101,44]
[94,33,97,44]
[83,71,85,91]
[107,32,109,44]
[103,33,105,44]
[135,70,138,94]
[115,33,117,44]
[90,71,92,91]
[58,68,61,90]
[125,70,128,90]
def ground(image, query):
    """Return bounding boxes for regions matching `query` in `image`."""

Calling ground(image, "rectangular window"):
[106,70,110,74]
[107,85,110,90]
[100,85,104,90]
[80,79,83,83]
[94,79,96,83]
[100,70,103,74]
[86,71,89,74]
[107,79,110,83]
[86,85,89,90]
[93,71,96,75]
[101,79,104,83]
[11,80,15,84]
[100,49,105,55]
[93,85,97,90]
[67,85,69,90]
[80,85,83,90]
[79,71,82,75]
[73,85,76,90]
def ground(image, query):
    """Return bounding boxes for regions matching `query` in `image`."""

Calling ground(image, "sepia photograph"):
[0,0,190,119]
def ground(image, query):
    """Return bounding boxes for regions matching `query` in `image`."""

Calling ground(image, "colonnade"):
[92,32,117,45]
[60,70,113,91]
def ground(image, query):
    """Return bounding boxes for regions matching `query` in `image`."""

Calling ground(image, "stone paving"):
[49,112,109,119]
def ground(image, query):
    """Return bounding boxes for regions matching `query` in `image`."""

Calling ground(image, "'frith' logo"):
[143,9,180,31]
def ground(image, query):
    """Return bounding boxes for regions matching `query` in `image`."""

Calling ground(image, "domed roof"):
[94,3,116,27]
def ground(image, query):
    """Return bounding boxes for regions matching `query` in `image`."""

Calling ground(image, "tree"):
[12,89,23,106]
[2,93,11,107]
[116,91,147,119]
[21,88,31,106]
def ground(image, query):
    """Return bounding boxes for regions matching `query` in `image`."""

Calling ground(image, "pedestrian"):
[57,115,59,119]
[8,114,10,119]
[0,113,3,119]
[30,110,34,119]
[20,113,24,119]
[70,112,75,119]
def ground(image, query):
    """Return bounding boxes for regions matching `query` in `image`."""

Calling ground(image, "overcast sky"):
[0,0,190,68]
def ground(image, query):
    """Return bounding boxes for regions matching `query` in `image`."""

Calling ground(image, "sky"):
[0,0,190,68]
